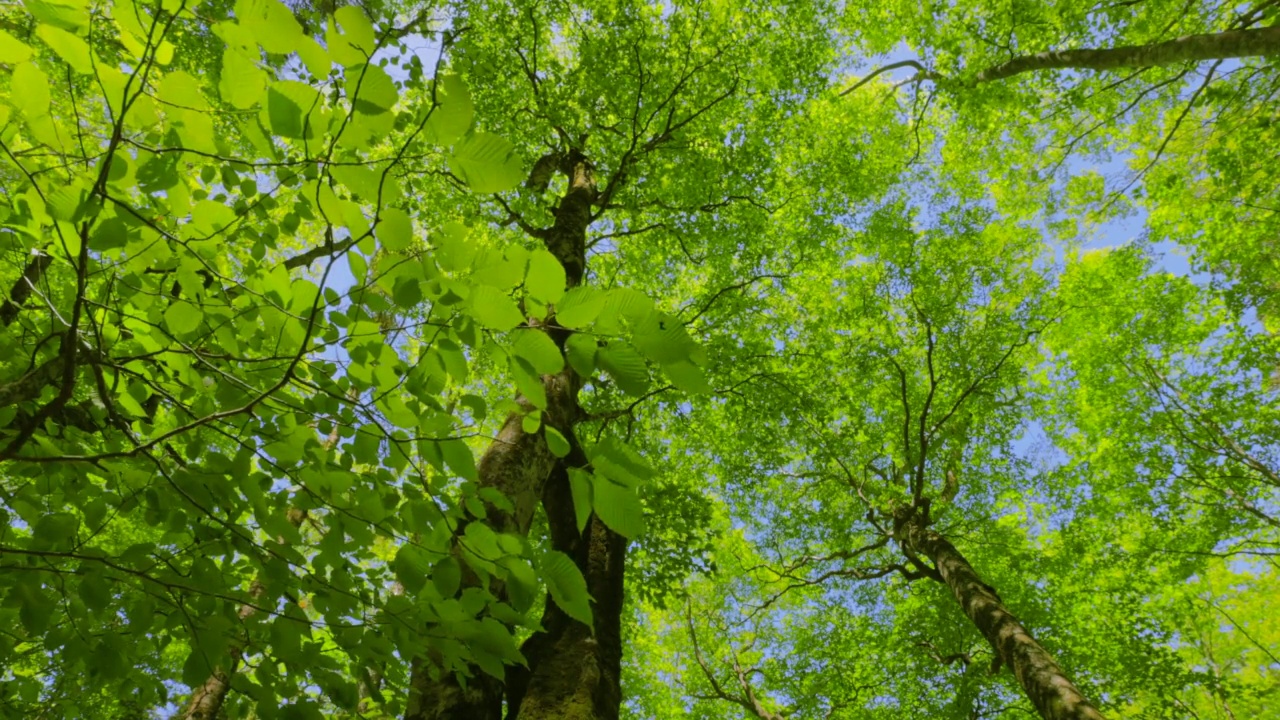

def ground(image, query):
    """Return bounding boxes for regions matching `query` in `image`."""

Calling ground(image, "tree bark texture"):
[974,26,1280,83]
[180,668,234,720]
[897,515,1106,720]
[505,462,627,720]
[404,153,618,720]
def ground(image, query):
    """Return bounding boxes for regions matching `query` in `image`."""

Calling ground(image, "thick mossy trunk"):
[405,153,616,720]
[898,516,1105,720]
[506,464,627,720]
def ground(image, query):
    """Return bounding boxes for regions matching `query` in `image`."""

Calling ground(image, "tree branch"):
[0,251,53,326]
[841,26,1280,97]
[973,26,1280,83]
[839,60,939,96]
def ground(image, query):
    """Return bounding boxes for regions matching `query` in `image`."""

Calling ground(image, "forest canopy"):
[0,0,1277,719]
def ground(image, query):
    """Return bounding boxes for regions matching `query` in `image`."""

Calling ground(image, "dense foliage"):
[0,0,1276,719]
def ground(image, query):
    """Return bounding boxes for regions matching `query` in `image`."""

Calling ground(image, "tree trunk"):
[974,26,1280,84]
[180,669,234,720]
[505,462,627,720]
[177,581,264,720]
[404,152,604,720]
[897,514,1105,720]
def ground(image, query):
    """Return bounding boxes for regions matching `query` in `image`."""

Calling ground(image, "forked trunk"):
[898,515,1105,720]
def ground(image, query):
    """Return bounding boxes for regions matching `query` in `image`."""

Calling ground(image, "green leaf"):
[440,439,477,481]
[450,133,524,194]
[426,74,474,145]
[434,221,475,272]
[164,301,203,339]
[378,207,413,251]
[663,359,713,394]
[78,572,111,611]
[240,0,303,54]
[182,649,216,690]
[545,426,571,459]
[431,556,462,599]
[526,249,566,304]
[568,467,593,533]
[565,333,598,377]
[0,29,33,63]
[23,0,89,32]
[32,512,78,549]
[541,550,592,626]
[156,71,209,111]
[473,248,525,289]
[511,358,547,409]
[325,15,364,67]
[346,63,398,115]
[16,581,52,635]
[589,436,656,487]
[604,288,655,325]
[632,311,699,364]
[555,287,606,328]
[464,521,502,561]
[469,286,526,331]
[592,477,646,538]
[295,35,330,79]
[348,252,367,284]
[598,342,650,396]
[220,47,267,109]
[394,545,433,595]
[499,557,538,612]
[47,180,90,222]
[35,24,91,73]
[512,329,564,374]
[334,5,376,55]
[265,81,321,139]
[438,339,469,381]
[265,425,312,465]
[11,62,52,119]
[330,164,383,202]
[466,617,525,679]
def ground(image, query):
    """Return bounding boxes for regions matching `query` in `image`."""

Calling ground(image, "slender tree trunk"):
[404,152,604,720]
[974,26,1280,84]
[897,514,1105,720]
[180,668,234,720]
[845,26,1280,97]
[177,581,264,720]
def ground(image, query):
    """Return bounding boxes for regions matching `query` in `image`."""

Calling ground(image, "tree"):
[3,1,1278,720]
[839,0,1280,315]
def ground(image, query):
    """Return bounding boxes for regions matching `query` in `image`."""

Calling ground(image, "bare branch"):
[838,60,939,97]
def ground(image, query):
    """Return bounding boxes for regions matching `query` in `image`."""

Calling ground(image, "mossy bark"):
[405,153,625,720]
[898,514,1105,720]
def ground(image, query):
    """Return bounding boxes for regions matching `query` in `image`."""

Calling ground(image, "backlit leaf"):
[598,342,649,396]
[449,133,524,194]
[592,477,646,538]
[541,550,592,626]
[469,286,525,331]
